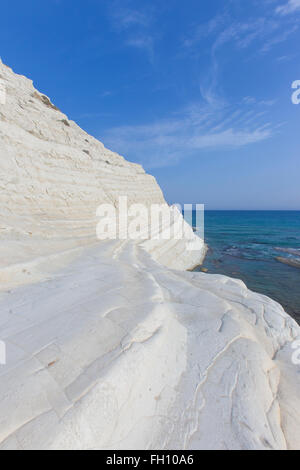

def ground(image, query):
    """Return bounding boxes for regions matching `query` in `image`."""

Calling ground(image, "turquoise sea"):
[192,211,300,323]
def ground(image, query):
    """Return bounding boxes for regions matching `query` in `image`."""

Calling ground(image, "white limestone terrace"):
[0,60,299,450]
[0,59,204,277]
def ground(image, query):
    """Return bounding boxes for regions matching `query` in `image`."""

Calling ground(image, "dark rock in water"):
[275,247,300,258]
[275,256,300,269]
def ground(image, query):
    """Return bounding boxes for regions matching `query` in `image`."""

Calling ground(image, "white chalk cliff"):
[0,61,299,450]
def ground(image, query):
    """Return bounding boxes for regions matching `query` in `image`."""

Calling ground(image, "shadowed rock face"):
[0,61,299,450]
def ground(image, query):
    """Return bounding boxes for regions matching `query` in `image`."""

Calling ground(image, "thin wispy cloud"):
[113,9,149,30]
[100,4,288,169]
[126,35,154,61]
[184,13,298,56]
[276,0,300,15]
[182,12,228,48]
[100,90,114,98]
[261,24,298,52]
[276,53,296,61]
[181,13,291,126]
[100,3,291,170]
[102,101,275,168]
[107,1,155,61]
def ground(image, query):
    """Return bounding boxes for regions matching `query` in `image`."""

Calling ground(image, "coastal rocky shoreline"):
[275,248,300,269]
[276,256,300,269]
[0,61,299,450]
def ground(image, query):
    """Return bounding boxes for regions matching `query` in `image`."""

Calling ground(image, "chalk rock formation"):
[0,61,299,450]
[0,59,204,280]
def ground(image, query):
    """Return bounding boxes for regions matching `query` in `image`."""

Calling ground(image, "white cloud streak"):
[108,2,155,61]
[276,0,300,15]
[184,13,298,56]
[101,6,284,169]
[102,102,274,169]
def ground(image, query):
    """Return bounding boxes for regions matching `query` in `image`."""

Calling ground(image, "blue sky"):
[1,0,300,209]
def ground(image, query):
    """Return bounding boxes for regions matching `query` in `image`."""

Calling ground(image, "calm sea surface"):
[191,211,300,323]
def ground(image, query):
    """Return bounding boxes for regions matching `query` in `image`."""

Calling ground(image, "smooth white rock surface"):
[0,61,299,450]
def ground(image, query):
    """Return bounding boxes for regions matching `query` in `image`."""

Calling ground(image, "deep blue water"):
[192,211,300,323]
